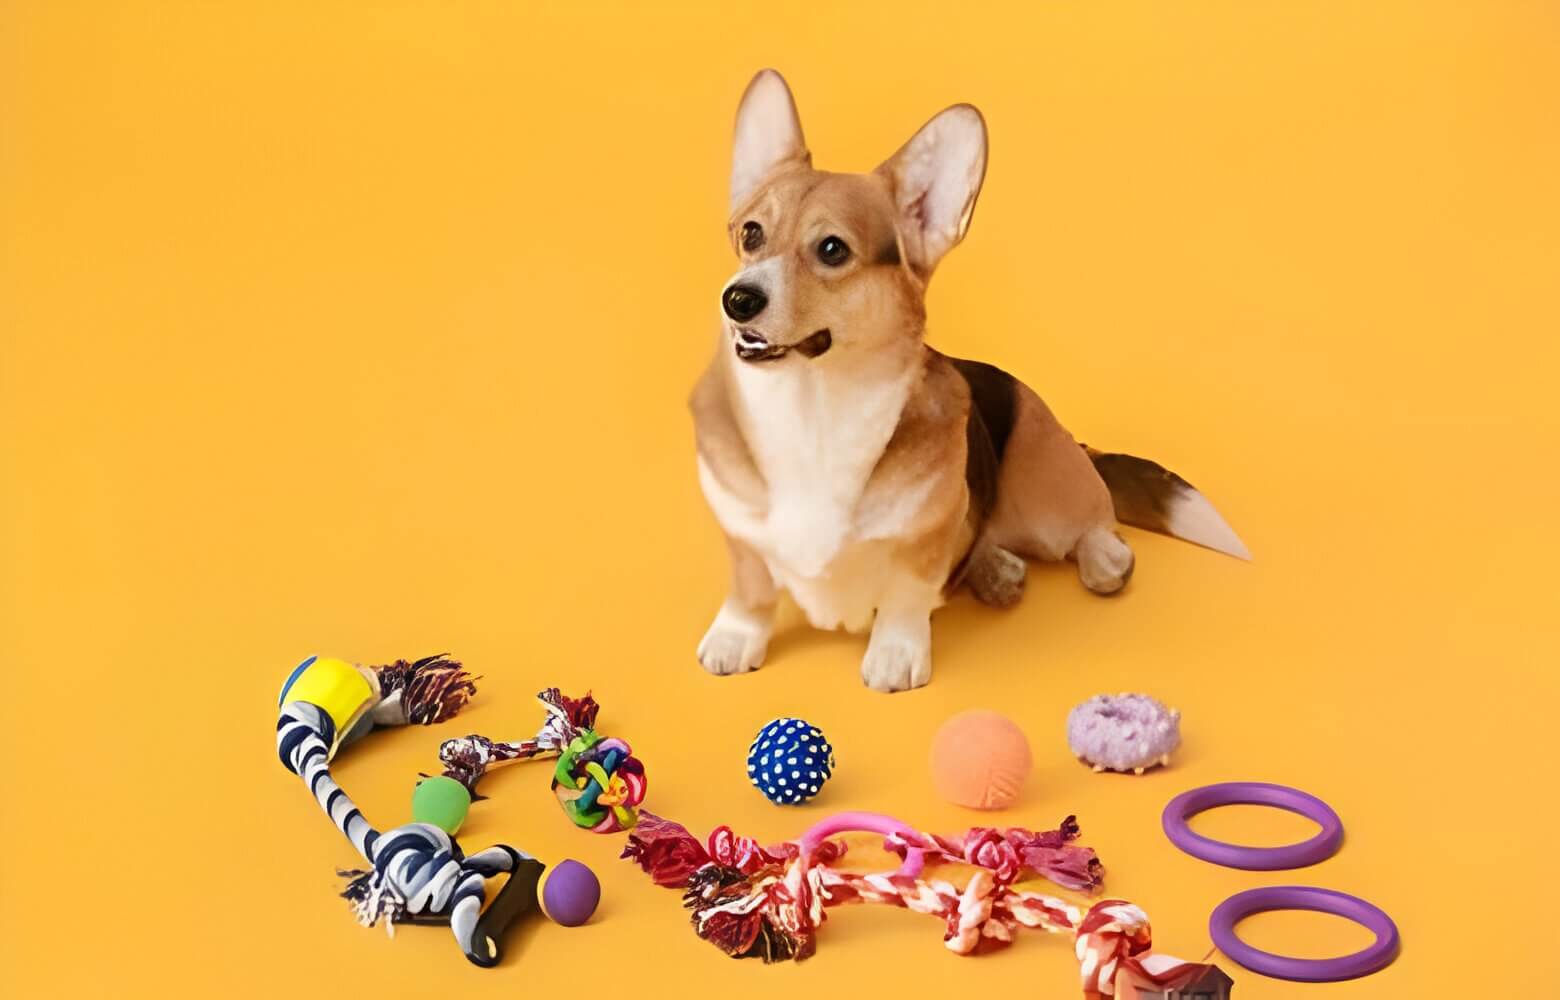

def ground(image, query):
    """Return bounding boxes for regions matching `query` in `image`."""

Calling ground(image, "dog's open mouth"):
[734,328,833,363]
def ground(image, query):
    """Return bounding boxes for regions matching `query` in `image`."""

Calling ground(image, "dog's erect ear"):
[877,105,988,279]
[730,70,809,212]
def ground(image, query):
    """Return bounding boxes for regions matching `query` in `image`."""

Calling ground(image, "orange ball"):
[929,710,1033,810]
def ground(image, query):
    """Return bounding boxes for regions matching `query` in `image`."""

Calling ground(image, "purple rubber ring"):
[1162,782,1343,870]
[1211,886,1400,982]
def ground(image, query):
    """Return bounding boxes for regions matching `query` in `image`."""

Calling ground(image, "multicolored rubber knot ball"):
[746,717,834,804]
[552,731,647,833]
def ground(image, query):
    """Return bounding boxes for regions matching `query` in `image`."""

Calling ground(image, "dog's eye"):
[741,221,764,252]
[817,236,851,267]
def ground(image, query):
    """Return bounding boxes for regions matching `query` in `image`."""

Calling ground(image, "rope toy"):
[621,810,1230,996]
[436,688,648,833]
[275,654,547,967]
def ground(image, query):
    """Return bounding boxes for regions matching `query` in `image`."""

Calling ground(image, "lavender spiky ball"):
[746,718,834,804]
[1067,693,1182,774]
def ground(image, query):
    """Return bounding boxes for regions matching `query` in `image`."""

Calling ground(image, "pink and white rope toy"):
[622,809,1227,995]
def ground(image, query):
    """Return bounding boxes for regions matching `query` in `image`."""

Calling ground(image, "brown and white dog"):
[691,70,1248,693]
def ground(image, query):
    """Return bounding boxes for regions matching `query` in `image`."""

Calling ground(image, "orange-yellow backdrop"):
[3,2,1557,997]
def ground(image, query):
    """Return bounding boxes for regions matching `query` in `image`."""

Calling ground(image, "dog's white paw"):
[860,622,931,693]
[697,604,771,676]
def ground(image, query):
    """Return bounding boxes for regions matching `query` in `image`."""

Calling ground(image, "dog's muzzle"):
[734,328,833,363]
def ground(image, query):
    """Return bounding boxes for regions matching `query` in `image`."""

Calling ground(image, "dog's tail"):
[1084,447,1251,560]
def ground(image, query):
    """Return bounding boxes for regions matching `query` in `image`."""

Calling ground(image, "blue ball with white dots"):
[746,717,835,805]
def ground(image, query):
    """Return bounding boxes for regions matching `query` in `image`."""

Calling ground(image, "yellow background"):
[3,2,1556,997]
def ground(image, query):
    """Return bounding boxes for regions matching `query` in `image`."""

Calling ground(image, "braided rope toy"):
[435,688,647,833]
[275,654,547,967]
[622,810,1229,995]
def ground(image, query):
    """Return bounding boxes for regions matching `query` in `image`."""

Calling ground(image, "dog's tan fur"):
[692,71,1246,692]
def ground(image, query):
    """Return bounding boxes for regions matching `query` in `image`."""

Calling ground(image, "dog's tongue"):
[735,330,787,362]
[735,328,832,363]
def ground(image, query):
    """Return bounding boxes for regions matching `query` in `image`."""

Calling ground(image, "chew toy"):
[276,653,548,966]
[539,859,602,927]
[625,811,1096,960]
[1162,781,1342,870]
[412,775,472,835]
[929,710,1032,809]
[1164,782,1400,984]
[746,717,834,804]
[1067,693,1181,774]
[620,809,1227,995]
[436,688,647,832]
[1211,886,1398,983]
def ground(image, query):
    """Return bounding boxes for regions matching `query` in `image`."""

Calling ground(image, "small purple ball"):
[539,859,600,927]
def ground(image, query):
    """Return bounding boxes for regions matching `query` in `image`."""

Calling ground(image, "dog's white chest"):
[698,360,915,631]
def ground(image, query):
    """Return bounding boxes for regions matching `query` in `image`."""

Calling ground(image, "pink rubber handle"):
[798,811,926,878]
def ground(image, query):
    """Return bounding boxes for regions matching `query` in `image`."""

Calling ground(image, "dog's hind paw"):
[697,603,771,676]
[968,543,1027,608]
[1076,527,1135,595]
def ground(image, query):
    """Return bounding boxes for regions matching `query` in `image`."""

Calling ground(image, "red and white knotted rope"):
[814,865,1082,953]
[817,866,1190,996]
[1076,900,1158,995]
[630,810,1213,996]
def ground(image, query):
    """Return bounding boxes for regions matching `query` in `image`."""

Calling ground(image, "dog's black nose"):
[722,284,768,322]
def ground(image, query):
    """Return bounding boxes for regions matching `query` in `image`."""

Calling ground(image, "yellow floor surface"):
[3,3,1556,997]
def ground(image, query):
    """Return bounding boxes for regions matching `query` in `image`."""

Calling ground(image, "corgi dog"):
[691,70,1248,693]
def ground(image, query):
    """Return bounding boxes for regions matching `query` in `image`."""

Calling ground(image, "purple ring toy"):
[1211,886,1400,982]
[1162,781,1343,870]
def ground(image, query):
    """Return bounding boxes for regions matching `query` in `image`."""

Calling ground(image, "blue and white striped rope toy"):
[275,654,545,967]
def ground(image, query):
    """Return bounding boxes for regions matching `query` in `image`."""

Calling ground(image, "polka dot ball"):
[746,717,835,805]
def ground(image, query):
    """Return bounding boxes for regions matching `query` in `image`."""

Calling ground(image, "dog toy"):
[276,653,552,967]
[412,775,472,834]
[746,717,834,804]
[1211,886,1398,983]
[621,810,1227,996]
[1162,781,1342,870]
[1164,782,1399,983]
[436,688,647,832]
[538,859,601,927]
[1067,693,1181,774]
[929,710,1032,809]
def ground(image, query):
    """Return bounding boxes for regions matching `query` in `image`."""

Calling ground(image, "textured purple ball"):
[539,859,600,927]
[1067,693,1182,774]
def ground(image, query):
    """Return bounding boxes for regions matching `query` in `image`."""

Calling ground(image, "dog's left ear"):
[877,105,988,280]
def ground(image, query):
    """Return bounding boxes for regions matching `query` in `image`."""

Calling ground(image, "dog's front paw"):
[860,625,931,693]
[698,604,771,676]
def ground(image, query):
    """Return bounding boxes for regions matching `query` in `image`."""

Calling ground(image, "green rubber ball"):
[412,776,471,834]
